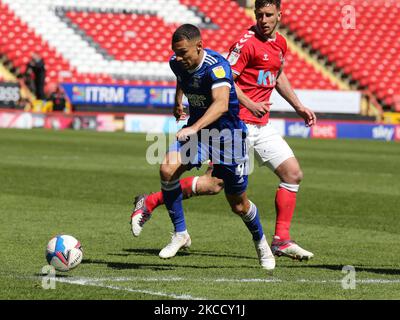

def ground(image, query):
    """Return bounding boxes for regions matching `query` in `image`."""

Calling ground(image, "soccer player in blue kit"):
[155,24,275,270]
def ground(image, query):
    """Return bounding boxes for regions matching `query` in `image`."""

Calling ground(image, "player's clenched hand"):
[173,104,187,122]
[295,106,317,127]
[176,126,197,142]
[247,101,272,118]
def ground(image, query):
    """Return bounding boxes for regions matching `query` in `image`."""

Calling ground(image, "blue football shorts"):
[168,139,248,195]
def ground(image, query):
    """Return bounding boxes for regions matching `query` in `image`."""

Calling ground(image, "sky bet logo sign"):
[311,124,337,139]
[257,70,277,86]
[372,125,394,141]
[286,122,310,138]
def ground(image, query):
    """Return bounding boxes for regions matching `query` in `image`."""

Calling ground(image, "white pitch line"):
[215,278,282,283]
[51,276,400,285]
[216,278,400,284]
[54,277,207,300]
[224,278,400,284]
[76,276,186,283]
[32,275,400,300]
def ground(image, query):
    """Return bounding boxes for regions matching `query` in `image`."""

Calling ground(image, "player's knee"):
[197,176,223,195]
[230,203,246,216]
[283,168,303,184]
[292,169,303,184]
[209,179,224,195]
[159,164,175,181]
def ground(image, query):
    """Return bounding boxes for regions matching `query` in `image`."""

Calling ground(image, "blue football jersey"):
[169,49,248,166]
[169,49,244,133]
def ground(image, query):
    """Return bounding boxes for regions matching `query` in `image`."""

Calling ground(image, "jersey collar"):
[188,50,207,74]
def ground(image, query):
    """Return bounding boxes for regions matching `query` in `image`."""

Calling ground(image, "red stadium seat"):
[281,0,399,106]
[0,0,344,91]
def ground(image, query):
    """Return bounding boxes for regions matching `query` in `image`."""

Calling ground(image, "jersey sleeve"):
[169,56,179,77]
[226,40,252,76]
[209,61,232,90]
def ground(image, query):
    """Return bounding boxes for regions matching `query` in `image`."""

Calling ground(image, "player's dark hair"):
[255,0,281,10]
[172,24,201,43]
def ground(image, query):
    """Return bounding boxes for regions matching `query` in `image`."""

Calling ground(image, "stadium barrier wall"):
[1,109,399,142]
[284,120,400,141]
[62,83,176,107]
[61,83,362,115]
[270,90,361,114]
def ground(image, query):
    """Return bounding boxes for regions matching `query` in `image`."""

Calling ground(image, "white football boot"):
[271,236,314,261]
[159,231,191,259]
[254,235,275,271]
[130,194,152,237]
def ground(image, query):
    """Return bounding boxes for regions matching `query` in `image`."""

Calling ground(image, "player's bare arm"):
[233,74,271,118]
[276,71,317,127]
[176,85,230,141]
[173,82,186,121]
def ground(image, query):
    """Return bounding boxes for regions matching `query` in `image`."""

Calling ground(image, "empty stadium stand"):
[0,0,339,93]
[0,0,397,112]
[281,0,400,108]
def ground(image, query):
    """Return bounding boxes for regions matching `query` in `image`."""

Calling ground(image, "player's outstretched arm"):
[176,86,229,141]
[276,71,317,127]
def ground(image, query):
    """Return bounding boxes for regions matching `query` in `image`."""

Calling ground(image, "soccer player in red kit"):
[131,0,317,261]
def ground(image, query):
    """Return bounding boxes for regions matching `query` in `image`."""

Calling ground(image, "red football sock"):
[144,176,196,213]
[274,187,297,241]
[180,176,196,199]
[144,192,163,213]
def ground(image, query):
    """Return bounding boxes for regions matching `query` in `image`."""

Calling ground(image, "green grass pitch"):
[0,128,399,300]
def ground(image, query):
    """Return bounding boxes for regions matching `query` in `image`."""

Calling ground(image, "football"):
[45,235,83,272]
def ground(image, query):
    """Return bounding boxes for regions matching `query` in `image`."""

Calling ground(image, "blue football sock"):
[161,179,186,232]
[241,201,264,241]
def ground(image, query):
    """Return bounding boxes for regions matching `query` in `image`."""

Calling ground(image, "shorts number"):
[236,163,245,177]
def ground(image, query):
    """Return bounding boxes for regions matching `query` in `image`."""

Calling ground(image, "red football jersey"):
[227,26,287,125]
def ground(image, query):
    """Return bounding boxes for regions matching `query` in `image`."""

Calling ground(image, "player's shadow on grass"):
[34,273,70,278]
[82,256,258,271]
[118,248,255,261]
[82,258,176,271]
[288,264,400,275]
